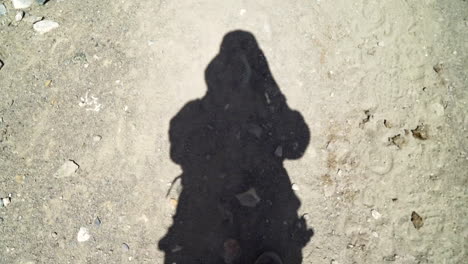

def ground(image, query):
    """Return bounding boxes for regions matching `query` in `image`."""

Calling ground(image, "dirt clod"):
[411,124,428,140]
[411,211,424,229]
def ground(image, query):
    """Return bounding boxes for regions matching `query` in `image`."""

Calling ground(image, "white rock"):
[3,197,10,207]
[15,11,24,21]
[33,20,59,34]
[291,183,300,191]
[11,0,34,9]
[54,160,79,178]
[371,209,382,220]
[77,227,90,242]
[0,4,7,16]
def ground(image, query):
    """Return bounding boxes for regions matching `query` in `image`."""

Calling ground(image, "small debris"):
[236,188,260,207]
[223,239,241,264]
[36,0,48,5]
[15,11,24,21]
[291,183,300,191]
[51,232,58,238]
[171,245,183,253]
[94,217,101,226]
[44,79,52,87]
[274,146,283,157]
[33,20,59,34]
[11,0,34,9]
[122,243,130,251]
[247,124,262,138]
[411,124,428,140]
[383,119,391,128]
[383,254,397,261]
[359,110,372,127]
[371,209,382,220]
[77,227,91,242]
[169,198,178,208]
[92,135,102,142]
[433,63,443,73]
[389,134,405,149]
[411,211,424,229]
[15,175,25,184]
[0,4,7,16]
[54,160,79,178]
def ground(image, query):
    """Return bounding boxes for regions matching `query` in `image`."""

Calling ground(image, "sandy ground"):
[0,0,467,263]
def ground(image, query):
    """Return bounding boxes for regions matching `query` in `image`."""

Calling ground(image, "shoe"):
[254,252,283,264]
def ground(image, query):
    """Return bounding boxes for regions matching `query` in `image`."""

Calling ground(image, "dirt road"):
[0,0,466,263]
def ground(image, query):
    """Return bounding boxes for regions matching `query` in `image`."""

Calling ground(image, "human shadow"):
[158,30,313,264]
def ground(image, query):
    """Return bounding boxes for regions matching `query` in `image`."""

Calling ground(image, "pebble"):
[53,160,79,178]
[371,209,382,220]
[23,14,43,23]
[411,211,424,229]
[0,4,7,16]
[15,11,24,21]
[274,146,283,157]
[291,183,300,191]
[92,135,102,142]
[77,227,91,242]
[94,216,101,226]
[0,195,11,207]
[235,188,260,207]
[11,0,34,9]
[36,0,48,5]
[122,243,130,251]
[33,20,59,34]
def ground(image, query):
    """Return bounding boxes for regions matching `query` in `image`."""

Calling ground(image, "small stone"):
[291,183,299,191]
[411,211,424,229]
[92,135,102,142]
[171,245,182,253]
[236,188,260,207]
[15,175,25,184]
[433,63,443,73]
[274,146,283,157]
[0,4,7,16]
[122,243,130,251]
[94,217,101,226]
[51,232,58,238]
[15,11,24,21]
[411,124,428,140]
[11,0,34,9]
[33,20,59,34]
[1,197,11,207]
[36,0,48,5]
[77,227,91,242]
[377,41,385,47]
[371,209,382,220]
[54,160,79,178]
[23,14,43,23]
